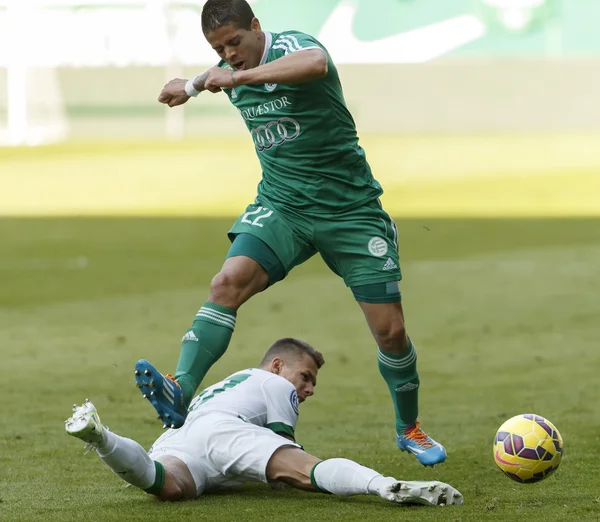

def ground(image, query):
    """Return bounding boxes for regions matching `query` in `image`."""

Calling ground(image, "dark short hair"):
[260,338,325,369]
[201,0,255,34]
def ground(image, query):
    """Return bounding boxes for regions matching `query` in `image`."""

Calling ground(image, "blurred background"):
[1,0,599,216]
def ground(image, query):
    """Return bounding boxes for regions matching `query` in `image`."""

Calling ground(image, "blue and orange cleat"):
[134,359,186,429]
[396,421,447,467]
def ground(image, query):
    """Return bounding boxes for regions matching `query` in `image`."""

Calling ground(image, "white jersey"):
[186,368,300,439]
[148,367,302,495]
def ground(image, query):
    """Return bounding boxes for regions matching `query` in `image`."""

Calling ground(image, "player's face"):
[205,19,264,71]
[278,355,319,403]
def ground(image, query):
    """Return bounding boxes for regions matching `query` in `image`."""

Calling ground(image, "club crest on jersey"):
[265,83,278,92]
[290,390,300,414]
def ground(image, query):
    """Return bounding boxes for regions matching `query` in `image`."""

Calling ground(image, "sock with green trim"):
[311,459,389,496]
[96,430,161,492]
[175,302,237,405]
[143,462,165,495]
[377,338,420,434]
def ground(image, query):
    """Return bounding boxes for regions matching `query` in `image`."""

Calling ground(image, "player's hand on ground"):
[158,78,191,107]
[204,68,235,92]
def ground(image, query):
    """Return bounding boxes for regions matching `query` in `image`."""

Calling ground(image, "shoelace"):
[404,422,434,449]
[165,373,181,389]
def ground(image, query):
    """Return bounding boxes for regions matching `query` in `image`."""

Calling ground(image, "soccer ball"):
[493,413,563,483]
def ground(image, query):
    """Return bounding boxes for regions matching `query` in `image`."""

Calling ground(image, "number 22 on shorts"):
[241,206,273,227]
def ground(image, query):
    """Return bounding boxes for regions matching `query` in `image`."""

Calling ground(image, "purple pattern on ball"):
[537,421,553,436]
[504,471,523,483]
[496,431,510,443]
[519,448,539,460]
[513,434,524,453]
[536,446,547,459]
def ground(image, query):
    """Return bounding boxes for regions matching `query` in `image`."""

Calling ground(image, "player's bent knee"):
[210,271,237,297]
[209,259,269,308]
[376,320,406,345]
[359,301,407,350]
[367,314,408,352]
[209,271,249,308]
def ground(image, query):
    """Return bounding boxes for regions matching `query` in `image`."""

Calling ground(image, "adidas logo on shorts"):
[382,258,398,271]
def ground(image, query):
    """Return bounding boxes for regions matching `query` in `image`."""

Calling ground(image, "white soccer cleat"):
[65,399,106,450]
[379,479,464,506]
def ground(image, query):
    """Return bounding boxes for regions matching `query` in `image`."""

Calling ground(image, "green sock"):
[377,338,419,434]
[143,461,165,495]
[175,302,236,405]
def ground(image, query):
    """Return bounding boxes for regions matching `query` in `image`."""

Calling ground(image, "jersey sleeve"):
[271,31,326,57]
[261,376,299,439]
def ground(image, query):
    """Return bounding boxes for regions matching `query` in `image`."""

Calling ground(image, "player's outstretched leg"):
[267,450,463,506]
[311,458,461,506]
[134,360,186,429]
[66,400,166,494]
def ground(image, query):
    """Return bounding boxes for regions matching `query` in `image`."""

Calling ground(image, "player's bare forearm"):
[235,49,327,86]
[191,67,219,93]
[158,66,219,107]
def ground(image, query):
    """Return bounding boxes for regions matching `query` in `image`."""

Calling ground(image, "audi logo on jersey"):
[251,117,301,152]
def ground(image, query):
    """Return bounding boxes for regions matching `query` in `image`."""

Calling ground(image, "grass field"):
[1,138,600,521]
[2,216,600,521]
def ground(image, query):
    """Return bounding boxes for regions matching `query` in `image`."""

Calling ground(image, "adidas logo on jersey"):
[231,88,237,99]
[382,258,398,271]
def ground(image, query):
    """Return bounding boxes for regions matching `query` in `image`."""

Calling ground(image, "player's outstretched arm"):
[204,49,327,91]
[158,66,220,108]
[266,446,463,507]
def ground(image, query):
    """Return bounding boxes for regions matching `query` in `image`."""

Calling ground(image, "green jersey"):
[220,30,383,214]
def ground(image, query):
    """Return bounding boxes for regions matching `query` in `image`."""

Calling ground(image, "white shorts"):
[147,412,299,497]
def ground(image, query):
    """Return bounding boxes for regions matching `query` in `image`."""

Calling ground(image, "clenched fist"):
[158,78,191,107]
[205,68,236,92]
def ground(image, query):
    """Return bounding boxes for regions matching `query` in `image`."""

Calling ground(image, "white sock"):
[96,430,157,490]
[312,458,389,496]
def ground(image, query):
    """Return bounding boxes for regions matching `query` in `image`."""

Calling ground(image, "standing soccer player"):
[140,0,446,466]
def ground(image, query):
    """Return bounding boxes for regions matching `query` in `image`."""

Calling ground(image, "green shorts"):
[227,196,401,289]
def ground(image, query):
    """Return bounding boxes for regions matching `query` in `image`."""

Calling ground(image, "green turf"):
[1,217,600,521]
